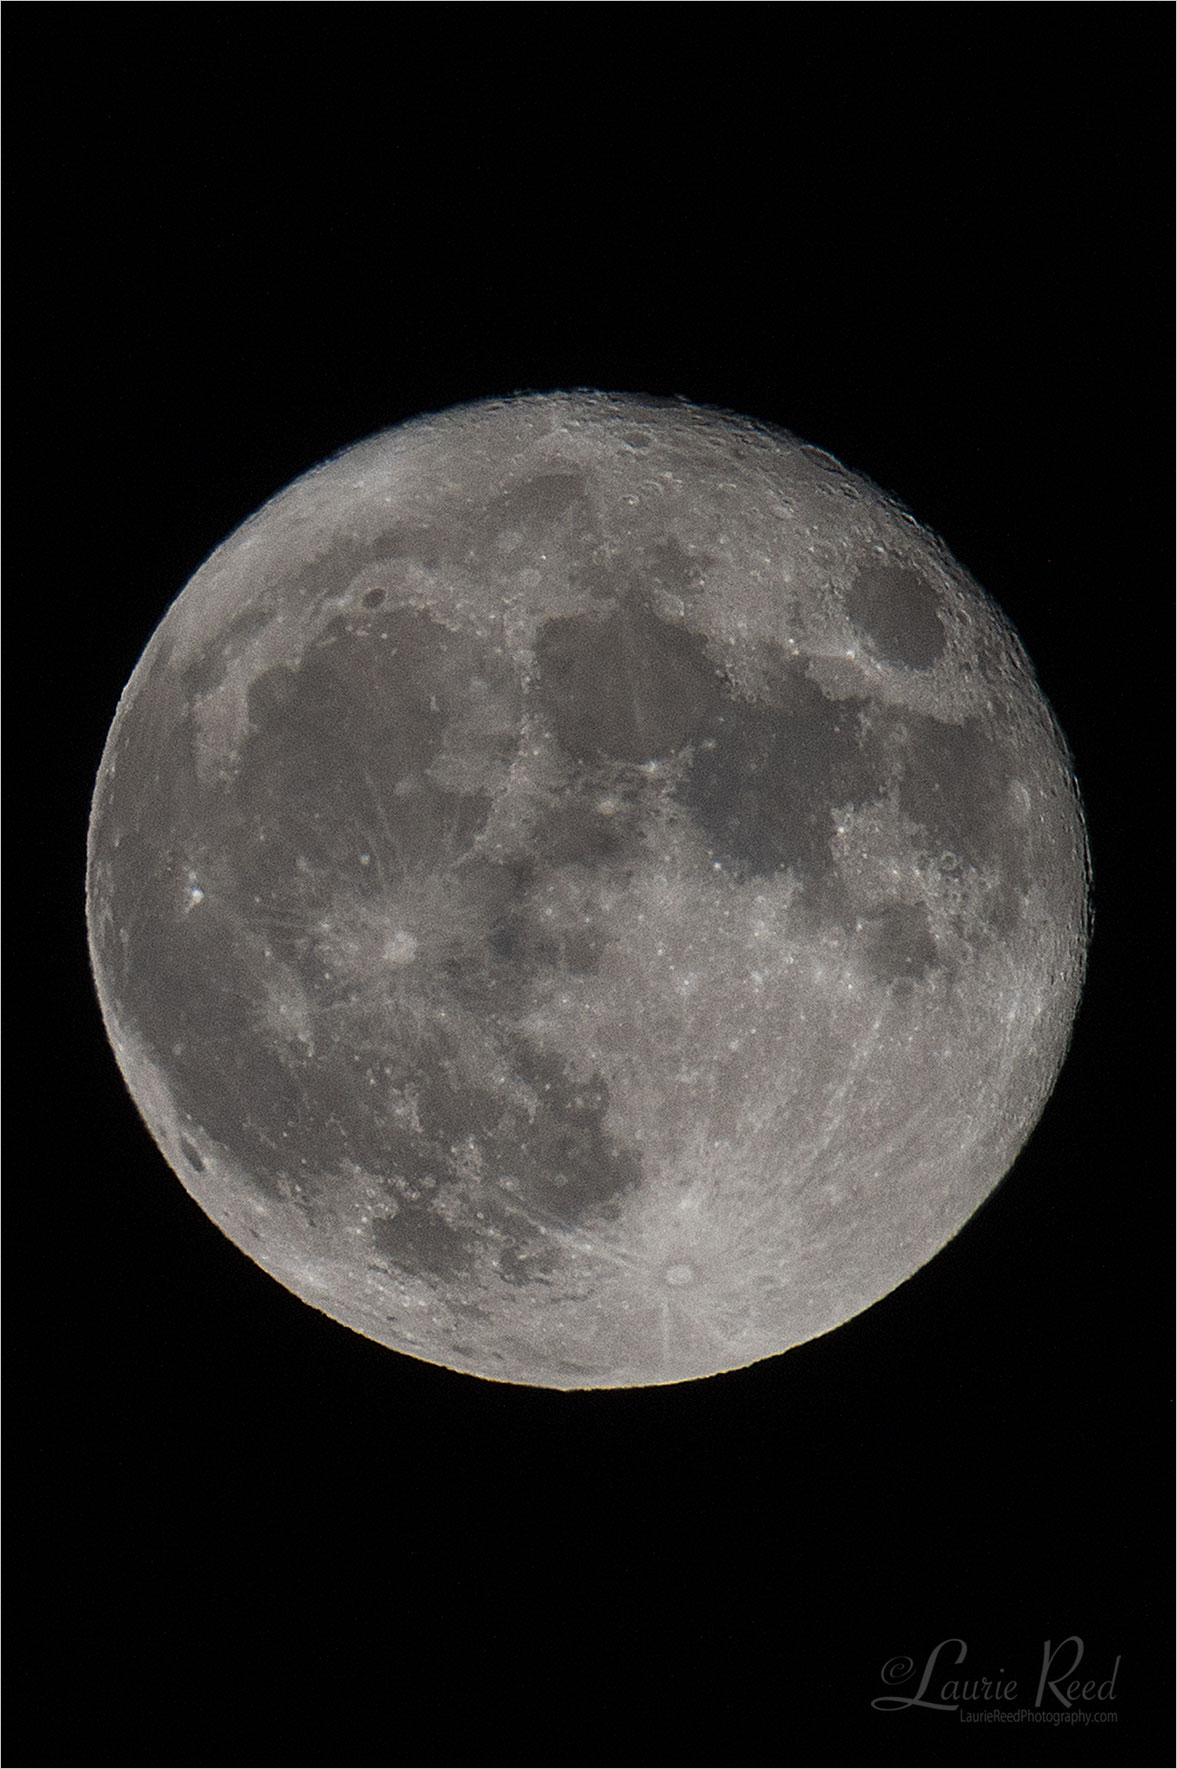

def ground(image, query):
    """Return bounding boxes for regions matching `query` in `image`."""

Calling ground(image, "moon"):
[85,392,1089,1388]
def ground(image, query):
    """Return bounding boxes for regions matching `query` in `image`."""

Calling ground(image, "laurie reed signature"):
[871,1637,1121,1715]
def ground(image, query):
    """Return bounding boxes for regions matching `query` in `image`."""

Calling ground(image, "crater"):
[271,531,442,625]
[382,929,418,966]
[664,1263,695,1287]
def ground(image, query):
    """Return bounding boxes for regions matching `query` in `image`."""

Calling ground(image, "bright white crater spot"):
[383,930,418,965]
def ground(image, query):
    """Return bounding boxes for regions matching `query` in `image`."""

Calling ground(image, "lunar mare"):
[86,393,1089,1388]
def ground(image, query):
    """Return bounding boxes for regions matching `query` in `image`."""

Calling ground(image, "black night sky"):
[10,12,1170,1768]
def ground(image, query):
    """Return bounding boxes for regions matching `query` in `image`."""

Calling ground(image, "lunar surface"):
[86,393,1090,1388]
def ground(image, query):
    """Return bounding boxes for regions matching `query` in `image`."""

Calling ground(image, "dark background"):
[11,11,1169,1768]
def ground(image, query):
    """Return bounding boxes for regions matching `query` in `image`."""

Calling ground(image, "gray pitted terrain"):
[86,394,1089,1386]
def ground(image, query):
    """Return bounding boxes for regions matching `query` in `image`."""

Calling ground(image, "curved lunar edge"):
[86,393,1090,1389]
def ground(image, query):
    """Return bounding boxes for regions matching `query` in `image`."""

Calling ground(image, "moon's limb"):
[85,393,1090,1388]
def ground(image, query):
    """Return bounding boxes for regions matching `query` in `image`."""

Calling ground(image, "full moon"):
[86,393,1089,1388]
